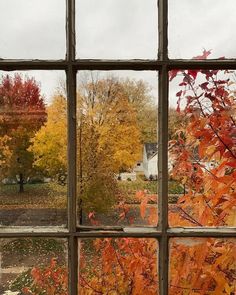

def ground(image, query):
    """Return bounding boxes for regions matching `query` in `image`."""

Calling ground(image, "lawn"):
[117,174,184,203]
[0,183,67,209]
[0,176,183,209]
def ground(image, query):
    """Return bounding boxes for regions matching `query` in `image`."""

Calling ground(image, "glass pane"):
[169,238,236,294]
[0,238,68,294]
[0,0,66,59]
[79,238,158,294]
[77,71,158,226]
[0,71,67,227]
[169,0,236,59]
[76,0,158,59]
[168,69,236,227]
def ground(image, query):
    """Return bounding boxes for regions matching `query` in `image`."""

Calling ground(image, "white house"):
[143,143,158,180]
[142,143,218,181]
[143,143,174,180]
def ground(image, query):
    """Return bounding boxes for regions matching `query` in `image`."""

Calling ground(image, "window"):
[0,0,235,294]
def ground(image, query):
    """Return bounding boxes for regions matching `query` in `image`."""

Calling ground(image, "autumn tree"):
[77,75,144,214]
[77,75,142,173]
[0,74,46,192]
[30,95,67,181]
[118,78,157,143]
[167,50,236,294]
[32,75,156,186]
[78,116,118,214]
[30,76,144,213]
[169,66,236,227]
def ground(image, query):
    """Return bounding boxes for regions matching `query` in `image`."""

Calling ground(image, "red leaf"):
[169,69,179,81]
[193,49,212,60]
[200,82,209,90]
[188,70,198,80]
[176,90,182,97]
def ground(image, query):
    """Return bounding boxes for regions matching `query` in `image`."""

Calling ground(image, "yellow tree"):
[119,78,157,143]
[77,76,142,173]
[30,95,67,180]
[77,76,142,215]
[78,118,118,214]
[0,135,12,177]
[98,96,141,172]
[31,76,148,214]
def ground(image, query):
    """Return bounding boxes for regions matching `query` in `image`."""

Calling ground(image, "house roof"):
[144,143,158,160]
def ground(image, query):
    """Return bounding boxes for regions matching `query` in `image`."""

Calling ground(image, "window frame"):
[0,0,235,294]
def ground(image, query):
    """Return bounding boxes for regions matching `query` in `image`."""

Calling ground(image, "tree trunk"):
[19,173,24,193]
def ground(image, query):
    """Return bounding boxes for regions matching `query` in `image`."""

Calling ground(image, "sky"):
[0,0,236,106]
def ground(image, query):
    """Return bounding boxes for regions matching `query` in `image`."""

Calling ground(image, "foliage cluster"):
[79,238,158,295]
[169,66,236,227]
[11,259,68,295]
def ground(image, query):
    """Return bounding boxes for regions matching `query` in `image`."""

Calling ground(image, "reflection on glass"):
[168,69,236,227]
[79,238,158,294]
[0,238,68,294]
[169,238,236,294]
[77,71,158,226]
[0,71,67,227]
[169,0,236,59]
[76,0,158,59]
[0,0,66,59]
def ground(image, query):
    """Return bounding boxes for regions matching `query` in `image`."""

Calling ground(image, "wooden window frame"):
[0,1,235,294]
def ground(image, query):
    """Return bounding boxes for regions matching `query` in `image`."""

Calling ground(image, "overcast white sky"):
[169,0,236,59]
[0,0,235,106]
